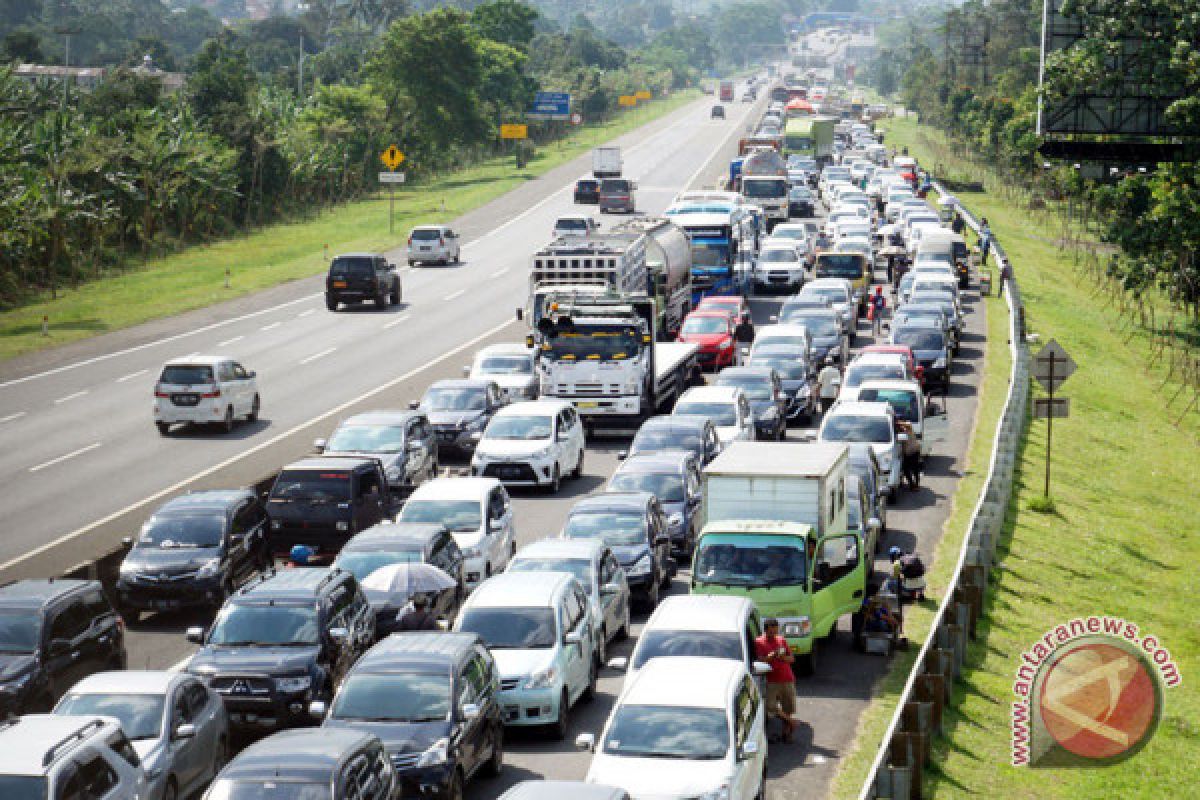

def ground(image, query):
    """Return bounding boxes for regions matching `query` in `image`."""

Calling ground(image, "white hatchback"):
[153,356,259,435]
[471,400,587,492]
[674,386,754,446]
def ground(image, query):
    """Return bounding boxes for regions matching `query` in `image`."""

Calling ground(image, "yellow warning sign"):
[500,124,528,140]
[380,145,405,170]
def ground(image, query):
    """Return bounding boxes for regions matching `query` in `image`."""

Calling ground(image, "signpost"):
[1032,338,1077,497]
[500,124,528,140]
[379,145,405,234]
[635,90,652,101]
[527,91,571,120]
[618,95,638,107]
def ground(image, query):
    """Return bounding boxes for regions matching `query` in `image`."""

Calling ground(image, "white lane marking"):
[444,290,465,301]
[0,317,518,574]
[218,336,243,347]
[117,369,148,383]
[260,322,281,332]
[383,314,411,330]
[54,390,88,405]
[491,268,509,278]
[0,411,26,423]
[30,442,102,472]
[0,293,322,390]
[297,309,316,318]
[299,347,336,365]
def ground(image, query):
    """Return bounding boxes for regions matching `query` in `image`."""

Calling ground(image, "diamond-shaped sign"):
[380,145,404,170]
[1033,338,1076,393]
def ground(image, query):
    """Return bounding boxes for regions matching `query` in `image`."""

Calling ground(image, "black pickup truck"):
[265,457,395,558]
[326,253,401,311]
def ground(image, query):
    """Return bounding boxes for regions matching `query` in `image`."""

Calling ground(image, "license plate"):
[172,394,199,406]
[498,466,522,478]
[576,402,598,409]
[332,281,347,288]
[420,246,431,251]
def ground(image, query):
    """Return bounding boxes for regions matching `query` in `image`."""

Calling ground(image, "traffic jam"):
[0,71,983,800]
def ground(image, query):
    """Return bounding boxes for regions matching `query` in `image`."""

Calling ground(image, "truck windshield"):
[546,326,640,361]
[742,179,786,198]
[691,244,730,268]
[694,540,807,587]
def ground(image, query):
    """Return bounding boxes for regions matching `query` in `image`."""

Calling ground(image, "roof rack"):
[43,718,107,767]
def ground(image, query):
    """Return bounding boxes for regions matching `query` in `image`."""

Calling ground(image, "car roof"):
[514,538,605,562]
[850,353,906,367]
[857,379,921,393]
[555,213,591,222]
[678,385,743,404]
[221,728,376,781]
[356,632,481,672]
[492,400,571,417]
[571,492,654,514]
[613,450,693,474]
[157,490,250,514]
[0,715,120,775]
[161,355,229,367]
[477,343,533,358]
[66,670,180,696]
[407,477,498,502]
[341,522,447,550]
[828,401,894,418]
[0,579,92,609]
[279,457,375,472]
[805,278,851,289]
[756,324,811,337]
[238,568,344,601]
[337,410,420,427]
[621,657,742,708]
[644,595,754,633]
[639,414,710,433]
[332,252,379,259]
[465,572,574,608]
[428,379,493,391]
[686,308,734,318]
[717,366,775,382]
[412,224,449,231]
[501,781,628,800]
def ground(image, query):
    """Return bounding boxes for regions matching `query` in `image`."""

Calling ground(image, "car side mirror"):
[173,723,196,741]
[185,627,205,644]
[616,450,628,460]
[48,638,71,657]
[121,536,133,548]
[564,630,583,645]
[461,702,481,720]
[408,400,420,410]
[607,656,628,671]
[739,740,760,760]
[313,438,326,454]
[575,733,596,752]
[753,661,772,677]
[329,627,349,643]
[308,701,328,719]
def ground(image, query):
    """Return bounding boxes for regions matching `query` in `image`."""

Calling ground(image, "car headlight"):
[781,617,811,638]
[524,666,559,690]
[196,558,221,579]
[276,675,312,693]
[697,784,731,800]
[628,553,652,575]
[933,357,947,369]
[416,737,450,767]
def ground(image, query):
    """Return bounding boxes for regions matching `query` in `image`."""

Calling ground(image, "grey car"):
[315,410,438,495]
[56,671,228,800]
[415,379,506,458]
[781,308,849,366]
[607,450,703,557]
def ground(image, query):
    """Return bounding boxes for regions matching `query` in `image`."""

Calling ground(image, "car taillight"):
[407,235,412,246]
[154,385,169,398]
[201,386,221,398]
[439,237,445,247]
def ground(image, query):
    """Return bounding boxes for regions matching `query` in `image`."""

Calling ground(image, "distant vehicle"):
[789,185,816,217]
[710,104,726,119]
[416,379,506,458]
[599,178,637,213]
[677,308,739,371]
[608,449,703,557]
[325,252,401,310]
[398,477,516,587]
[719,80,734,103]
[715,366,788,441]
[553,214,598,238]
[626,414,722,466]
[592,146,623,178]
[574,178,600,204]
[674,386,754,447]
[153,356,260,435]
[407,224,461,266]
[562,493,672,612]
[265,457,393,557]
[819,401,902,496]
[752,241,807,294]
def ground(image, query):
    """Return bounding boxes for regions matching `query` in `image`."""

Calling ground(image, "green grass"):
[0,90,699,363]
[851,116,1200,798]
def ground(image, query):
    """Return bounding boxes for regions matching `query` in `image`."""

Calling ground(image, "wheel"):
[483,725,503,777]
[616,602,631,640]
[121,606,142,626]
[446,769,464,800]
[407,259,415,267]
[162,779,178,800]
[641,578,660,612]
[596,625,607,666]
[325,295,338,311]
[546,466,561,494]
[571,448,584,479]
[247,395,260,423]
[374,291,388,309]
[660,562,672,590]
[390,284,401,304]
[221,406,234,433]
[796,638,819,676]
[156,422,170,436]
[454,250,461,265]
[582,655,599,702]
[213,738,228,775]
[548,690,569,740]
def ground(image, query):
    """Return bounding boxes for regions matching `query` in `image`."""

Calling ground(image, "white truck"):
[610,217,693,338]
[526,234,650,332]
[592,146,623,178]
[527,290,700,435]
[739,149,789,230]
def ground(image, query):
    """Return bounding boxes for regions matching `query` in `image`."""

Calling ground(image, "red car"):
[678,309,739,370]
[860,344,925,386]
[697,295,751,323]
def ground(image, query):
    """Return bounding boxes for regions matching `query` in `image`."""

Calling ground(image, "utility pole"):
[297,33,305,99]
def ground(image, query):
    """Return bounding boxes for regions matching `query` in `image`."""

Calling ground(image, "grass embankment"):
[860,116,1199,798]
[830,200,1012,798]
[0,90,699,363]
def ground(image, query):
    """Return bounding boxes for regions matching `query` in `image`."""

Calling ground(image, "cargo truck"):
[738,149,789,230]
[784,115,835,165]
[690,441,868,674]
[592,146,623,178]
[719,80,734,103]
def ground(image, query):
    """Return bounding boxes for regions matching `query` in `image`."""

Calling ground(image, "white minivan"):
[471,400,587,493]
[153,356,259,435]
[398,477,516,586]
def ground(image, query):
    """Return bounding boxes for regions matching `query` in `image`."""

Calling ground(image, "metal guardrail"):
[858,183,1030,799]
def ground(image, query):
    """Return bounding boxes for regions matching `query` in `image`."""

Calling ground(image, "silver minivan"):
[407,224,461,266]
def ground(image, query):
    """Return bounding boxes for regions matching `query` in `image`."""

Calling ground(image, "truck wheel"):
[325,295,338,312]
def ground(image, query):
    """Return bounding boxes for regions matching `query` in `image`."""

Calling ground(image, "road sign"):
[527,91,571,120]
[1033,397,1071,419]
[1033,338,1076,392]
[380,145,404,170]
[378,172,406,184]
[618,95,638,107]
[635,90,652,101]
[570,112,583,126]
[500,124,528,140]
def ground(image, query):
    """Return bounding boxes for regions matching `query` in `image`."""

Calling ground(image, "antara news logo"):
[1011,615,1180,766]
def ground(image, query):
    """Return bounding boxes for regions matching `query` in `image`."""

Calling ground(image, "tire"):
[547,466,561,494]
[121,606,142,626]
[454,250,461,265]
[616,603,631,640]
[325,295,338,311]
[548,690,569,740]
[162,779,178,800]
[571,448,584,479]
[446,769,464,800]
[213,738,229,775]
[754,764,768,800]
[660,561,672,590]
[247,395,260,423]
[407,259,415,267]
[483,725,503,777]
[221,406,234,433]
[596,626,608,666]
[582,655,599,702]
[390,283,401,304]
[641,579,660,612]
[796,638,819,676]
[156,422,170,436]
[374,291,388,309]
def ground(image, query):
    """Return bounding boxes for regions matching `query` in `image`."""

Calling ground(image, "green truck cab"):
[688,442,869,673]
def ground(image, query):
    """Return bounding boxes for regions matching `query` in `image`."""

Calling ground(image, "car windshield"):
[771,227,805,240]
[789,188,812,199]
[789,315,839,337]
[334,549,422,581]
[458,607,556,649]
[632,429,702,457]
[160,365,214,385]
[681,316,729,335]
[0,612,39,653]
[557,219,588,230]
[803,288,847,304]
[478,356,532,375]
[331,672,450,722]
[270,472,351,504]
[423,388,486,412]
[893,330,945,351]
[631,631,742,669]
[817,254,864,279]
[760,249,797,263]
[137,514,224,549]
[546,326,641,361]
[0,777,46,800]
[208,604,320,646]
[326,424,405,453]
[329,257,373,278]
[822,415,893,444]
[602,705,729,760]
[400,500,481,532]
[845,364,905,388]
[694,542,807,586]
[674,402,737,427]
[56,693,164,740]
[510,558,594,586]
[206,781,330,800]
[858,389,920,422]
[609,471,686,503]
[748,355,806,380]
[564,511,647,547]
[756,333,808,350]
[485,415,552,441]
[717,377,773,401]
[411,229,442,241]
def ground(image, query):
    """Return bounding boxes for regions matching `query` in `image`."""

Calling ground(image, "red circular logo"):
[1038,641,1159,760]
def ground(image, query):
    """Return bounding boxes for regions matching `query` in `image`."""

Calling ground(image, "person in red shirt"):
[755,618,797,742]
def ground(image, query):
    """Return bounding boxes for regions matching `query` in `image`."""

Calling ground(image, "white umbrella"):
[361,563,456,596]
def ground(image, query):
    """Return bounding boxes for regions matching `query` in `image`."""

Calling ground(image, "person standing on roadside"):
[870,286,887,336]
[817,356,841,412]
[979,218,993,266]
[755,619,796,743]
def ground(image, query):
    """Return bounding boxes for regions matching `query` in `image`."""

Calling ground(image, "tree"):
[2,29,43,63]
[471,0,538,50]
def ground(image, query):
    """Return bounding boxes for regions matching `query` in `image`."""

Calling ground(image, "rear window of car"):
[557,219,588,230]
[601,180,631,192]
[577,180,598,190]
[412,229,443,241]
[160,365,214,384]
[330,257,374,278]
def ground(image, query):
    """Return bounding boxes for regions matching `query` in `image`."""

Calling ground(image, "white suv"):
[471,400,587,493]
[407,224,461,266]
[398,477,516,586]
[154,356,260,435]
[0,715,148,799]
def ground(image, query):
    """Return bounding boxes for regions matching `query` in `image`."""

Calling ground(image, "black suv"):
[0,580,126,717]
[209,727,398,799]
[326,253,402,311]
[333,522,466,638]
[573,178,599,204]
[117,489,270,620]
[562,492,673,611]
[316,410,439,495]
[319,632,503,799]
[266,457,394,558]
[186,568,374,735]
